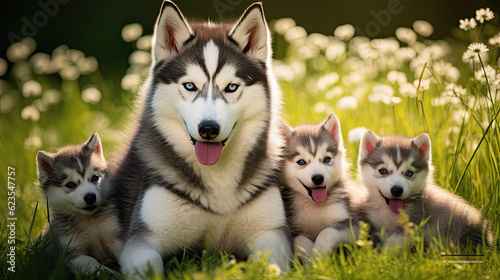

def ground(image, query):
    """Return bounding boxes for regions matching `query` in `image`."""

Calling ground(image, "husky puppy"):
[36,133,121,274]
[358,130,493,248]
[108,1,291,276]
[280,113,358,260]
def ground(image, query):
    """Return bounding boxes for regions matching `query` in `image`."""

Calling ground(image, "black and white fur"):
[358,130,494,248]
[36,133,121,274]
[108,1,291,276]
[280,113,358,260]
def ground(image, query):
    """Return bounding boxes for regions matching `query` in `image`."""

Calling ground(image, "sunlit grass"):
[1,6,500,280]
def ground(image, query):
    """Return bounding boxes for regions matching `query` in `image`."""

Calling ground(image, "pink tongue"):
[388,199,403,213]
[194,141,223,165]
[311,188,327,203]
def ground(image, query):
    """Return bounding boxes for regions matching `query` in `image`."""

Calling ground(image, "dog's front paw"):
[293,235,314,263]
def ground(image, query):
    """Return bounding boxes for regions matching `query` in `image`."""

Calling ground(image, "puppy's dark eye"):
[379,169,388,175]
[323,157,331,163]
[91,175,99,182]
[297,159,306,166]
[225,83,239,93]
[65,182,77,189]
[406,171,414,177]
[183,82,197,91]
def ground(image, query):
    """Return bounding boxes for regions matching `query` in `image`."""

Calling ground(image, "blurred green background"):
[2,0,500,83]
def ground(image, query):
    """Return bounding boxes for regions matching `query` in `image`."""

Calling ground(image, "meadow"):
[0,6,499,280]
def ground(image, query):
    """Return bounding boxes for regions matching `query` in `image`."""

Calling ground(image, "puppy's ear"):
[152,0,193,62]
[37,151,55,187]
[413,133,431,162]
[321,113,342,144]
[84,132,104,160]
[229,3,270,62]
[279,121,294,140]
[359,130,379,161]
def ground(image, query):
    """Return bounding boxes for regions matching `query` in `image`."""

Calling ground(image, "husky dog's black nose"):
[84,193,97,205]
[391,186,404,197]
[312,174,324,185]
[198,121,220,140]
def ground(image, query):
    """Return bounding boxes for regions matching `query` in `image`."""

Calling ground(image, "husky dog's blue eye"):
[225,83,239,93]
[297,159,306,166]
[65,182,76,189]
[91,175,99,182]
[406,171,414,177]
[183,82,197,91]
[323,157,331,163]
[379,169,388,175]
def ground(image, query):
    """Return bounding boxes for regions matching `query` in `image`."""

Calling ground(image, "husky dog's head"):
[358,130,432,214]
[36,133,107,216]
[280,113,346,204]
[147,1,275,166]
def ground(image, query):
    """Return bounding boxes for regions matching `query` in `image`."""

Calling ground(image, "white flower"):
[81,87,102,104]
[463,42,489,63]
[60,65,80,80]
[395,27,417,44]
[413,20,433,37]
[475,65,497,84]
[121,73,142,90]
[0,58,7,76]
[21,106,40,121]
[476,8,494,23]
[387,71,407,84]
[348,127,367,143]
[337,96,358,110]
[22,80,42,97]
[459,18,477,31]
[307,33,329,50]
[129,50,151,65]
[325,42,346,61]
[489,32,500,47]
[76,56,98,74]
[413,78,431,91]
[6,38,36,62]
[137,35,152,51]
[274,18,295,35]
[317,72,339,90]
[314,102,326,113]
[368,84,394,103]
[334,24,355,41]
[399,83,417,97]
[122,23,143,42]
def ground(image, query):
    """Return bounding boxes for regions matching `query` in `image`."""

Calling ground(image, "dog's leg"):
[293,235,313,264]
[119,236,163,278]
[311,218,359,259]
[67,254,110,275]
[252,229,292,273]
[384,226,405,248]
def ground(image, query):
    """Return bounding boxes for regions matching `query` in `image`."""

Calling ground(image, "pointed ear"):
[37,151,55,187]
[413,133,431,161]
[321,113,342,144]
[359,130,380,159]
[152,0,193,62]
[229,3,270,62]
[279,121,294,140]
[84,132,104,160]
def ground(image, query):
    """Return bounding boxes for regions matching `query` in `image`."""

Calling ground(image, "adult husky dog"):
[108,0,291,276]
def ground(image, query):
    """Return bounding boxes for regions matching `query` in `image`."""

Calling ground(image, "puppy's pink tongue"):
[311,188,327,203]
[389,199,403,213]
[194,142,222,165]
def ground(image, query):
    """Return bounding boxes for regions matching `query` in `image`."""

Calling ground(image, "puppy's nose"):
[198,121,220,140]
[84,193,97,205]
[312,174,324,185]
[391,186,404,197]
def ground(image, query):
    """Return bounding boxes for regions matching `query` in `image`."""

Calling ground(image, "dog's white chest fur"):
[290,194,350,241]
[59,212,121,259]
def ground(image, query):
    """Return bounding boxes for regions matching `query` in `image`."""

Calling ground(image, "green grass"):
[1,10,500,280]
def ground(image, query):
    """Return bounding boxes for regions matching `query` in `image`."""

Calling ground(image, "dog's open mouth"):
[379,191,403,214]
[84,205,97,211]
[301,182,327,203]
[190,136,229,166]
